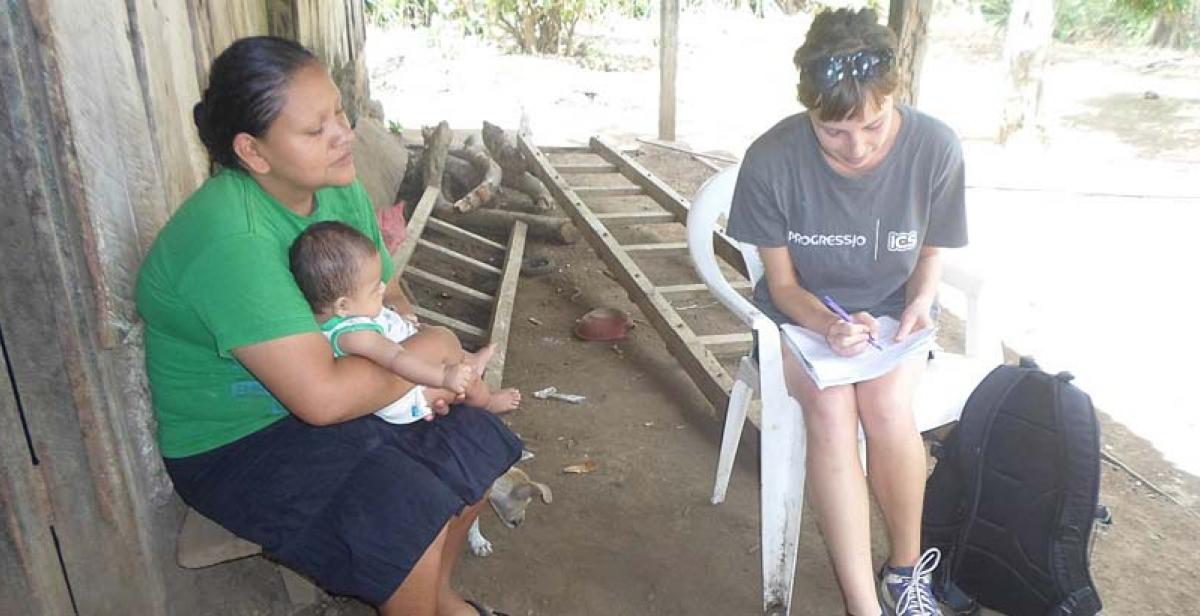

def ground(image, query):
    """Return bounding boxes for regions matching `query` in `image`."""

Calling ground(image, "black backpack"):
[922,359,1105,616]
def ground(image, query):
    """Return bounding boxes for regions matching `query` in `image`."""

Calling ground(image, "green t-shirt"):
[136,168,394,458]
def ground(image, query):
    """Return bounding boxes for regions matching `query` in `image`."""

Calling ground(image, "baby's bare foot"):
[484,388,521,414]
[465,343,497,374]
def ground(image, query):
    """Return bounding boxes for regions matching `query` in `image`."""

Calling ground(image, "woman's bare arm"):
[895,245,943,339]
[760,246,876,355]
[233,332,414,426]
[760,246,839,332]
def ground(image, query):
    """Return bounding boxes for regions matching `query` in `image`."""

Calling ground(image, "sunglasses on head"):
[808,49,894,91]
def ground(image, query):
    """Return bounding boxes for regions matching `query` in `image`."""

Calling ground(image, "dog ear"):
[532,481,552,504]
[511,481,553,504]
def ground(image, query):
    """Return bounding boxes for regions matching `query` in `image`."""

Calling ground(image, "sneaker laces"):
[895,547,941,615]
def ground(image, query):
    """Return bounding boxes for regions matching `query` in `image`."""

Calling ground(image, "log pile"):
[397,121,577,244]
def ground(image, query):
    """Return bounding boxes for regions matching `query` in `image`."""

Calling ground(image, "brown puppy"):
[468,466,552,557]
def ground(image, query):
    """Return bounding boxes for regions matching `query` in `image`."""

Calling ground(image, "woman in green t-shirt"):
[136,36,521,615]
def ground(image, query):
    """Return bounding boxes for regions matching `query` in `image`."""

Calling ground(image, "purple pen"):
[821,295,883,351]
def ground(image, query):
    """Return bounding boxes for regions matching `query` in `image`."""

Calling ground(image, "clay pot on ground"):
[572,307,634,342]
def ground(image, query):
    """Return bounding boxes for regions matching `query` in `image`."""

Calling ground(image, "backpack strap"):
[1047,586,1102,616]
[941,365,1030,580]
[1049,372,1104,614]
[951,365,1030,474]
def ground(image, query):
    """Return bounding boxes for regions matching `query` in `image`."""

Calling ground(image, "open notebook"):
[781,316,937,389]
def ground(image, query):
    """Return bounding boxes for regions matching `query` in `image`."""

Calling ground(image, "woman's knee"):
[799,392,860,451]
[861,407,917,441]
[857,388,917,437]
[857,361,924,436]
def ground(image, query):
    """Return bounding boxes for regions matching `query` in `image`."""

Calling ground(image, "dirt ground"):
[279,145,1200,616]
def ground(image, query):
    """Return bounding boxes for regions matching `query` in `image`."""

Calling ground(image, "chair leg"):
[712,360,756,504]
[761,397,807,616]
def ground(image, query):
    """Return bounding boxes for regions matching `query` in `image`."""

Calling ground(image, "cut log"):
[434,209,579,245]
[504,171,553,210]
[492,187,543,214]
[404,122,453,211]
[421,121,451,191]
[450,134,502,213]
[443,153,481,198]
[482,121,524,175]
[482,121,554,209]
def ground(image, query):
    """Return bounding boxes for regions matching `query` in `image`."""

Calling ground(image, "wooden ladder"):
[520,134,754,422]
[391,186,528,389]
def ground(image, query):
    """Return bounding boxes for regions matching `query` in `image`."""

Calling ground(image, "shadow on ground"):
[1063,92,1200,160]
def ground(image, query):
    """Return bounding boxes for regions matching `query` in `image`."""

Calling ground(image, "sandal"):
[466,599,511,616]
[520,255,556,277]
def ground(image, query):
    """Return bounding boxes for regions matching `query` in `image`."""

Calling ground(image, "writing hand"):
[825,311,880,357]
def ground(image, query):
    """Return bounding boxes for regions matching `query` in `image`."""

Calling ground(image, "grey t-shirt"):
[726,105,967,323]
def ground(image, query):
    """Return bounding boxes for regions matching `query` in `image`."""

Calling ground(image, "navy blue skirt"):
[165,405,523,605]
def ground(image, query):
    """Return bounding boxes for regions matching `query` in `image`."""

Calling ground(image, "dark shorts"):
[164,405,523,605]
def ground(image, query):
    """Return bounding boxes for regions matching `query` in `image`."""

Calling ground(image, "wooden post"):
[658,0,679,141]
[997,0,1054,143]
[888,0,933,107]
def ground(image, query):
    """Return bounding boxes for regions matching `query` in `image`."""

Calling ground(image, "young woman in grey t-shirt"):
[726,9,968,616]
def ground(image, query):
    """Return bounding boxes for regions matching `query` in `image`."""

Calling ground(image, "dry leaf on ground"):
[562,459,598,474]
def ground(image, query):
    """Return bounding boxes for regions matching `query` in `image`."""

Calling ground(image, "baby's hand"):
[442,362,474,394]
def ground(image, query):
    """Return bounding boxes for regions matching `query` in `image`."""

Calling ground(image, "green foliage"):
[977,0,1162,42]
[1122,0,1190,18]
[365,0,433,27]
[593,0,654,18]
[366,0,657,54]
[488,0,589,54]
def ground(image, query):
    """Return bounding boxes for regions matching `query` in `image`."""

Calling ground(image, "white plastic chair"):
[686,164,1001,615]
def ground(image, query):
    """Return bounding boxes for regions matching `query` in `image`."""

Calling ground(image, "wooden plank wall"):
[0,1,369,613]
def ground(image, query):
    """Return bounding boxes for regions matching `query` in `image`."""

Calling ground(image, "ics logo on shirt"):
[887,230,918,252]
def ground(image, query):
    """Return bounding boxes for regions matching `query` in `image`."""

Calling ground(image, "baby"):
[289,221,520,423]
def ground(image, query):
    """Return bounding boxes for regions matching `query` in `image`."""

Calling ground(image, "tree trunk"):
[1147,10,1186,48]
[996,0,1054,144]
[888,0,933,107]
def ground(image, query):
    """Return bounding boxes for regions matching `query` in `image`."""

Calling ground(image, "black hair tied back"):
[192,100,216,159]
[192,36,317,171]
